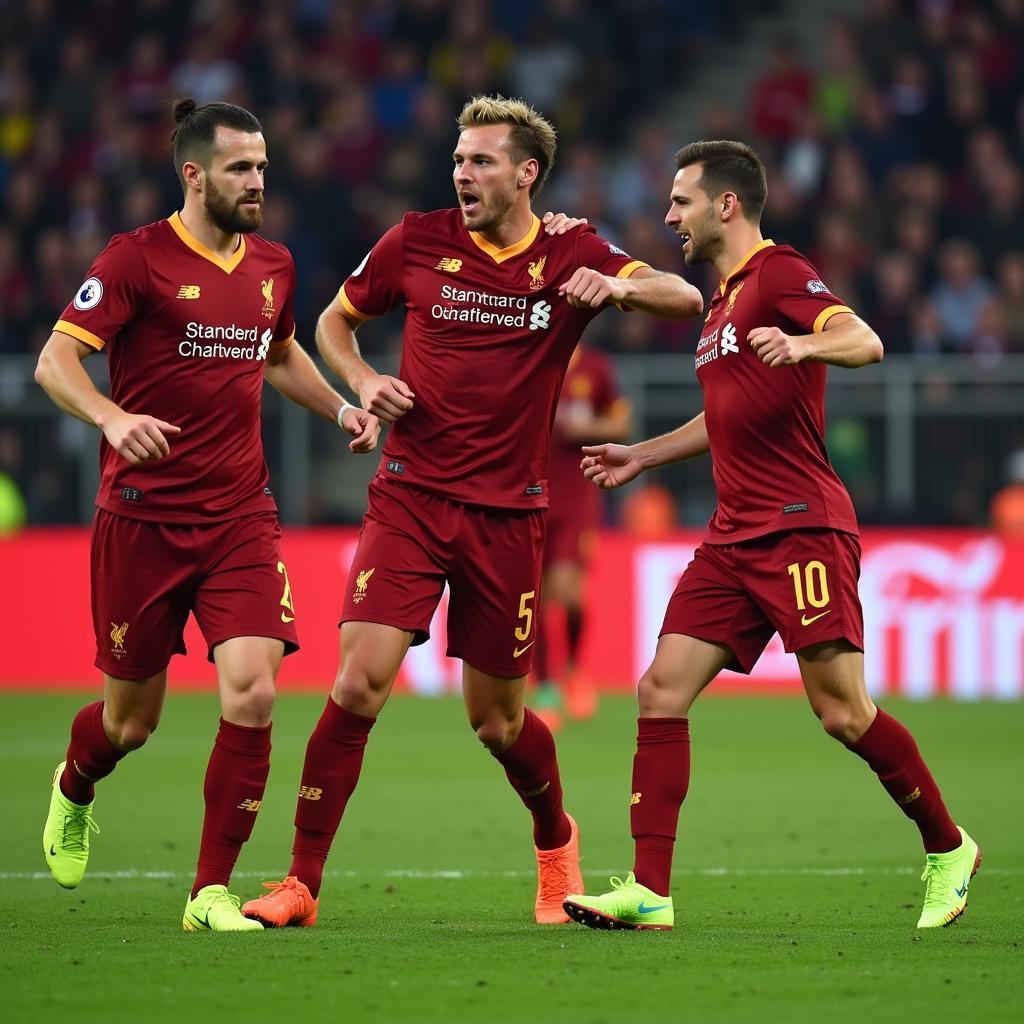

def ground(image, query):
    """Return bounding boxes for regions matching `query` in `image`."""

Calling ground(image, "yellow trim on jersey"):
[338,285,372,322]
[167,211,246,274]
[468,215,541,263]
[719,239,775,295]
[270,329,295,349]
[616,260,648,279]
[813,305,854,334]
[54,319,105,351]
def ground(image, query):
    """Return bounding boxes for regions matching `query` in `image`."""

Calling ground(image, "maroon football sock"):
[565,606,584,665]
[849,708,961,854]
[289,698,376,897]
[191,718,272,897]
[631,717,690,896]
[493,708,571,850]
[60,701,127,805]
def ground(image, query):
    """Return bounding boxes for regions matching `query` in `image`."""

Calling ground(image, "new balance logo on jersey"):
[435,257,463,272]
[721,322,739,355]
[176,285,201,299]
[529,300,552,331]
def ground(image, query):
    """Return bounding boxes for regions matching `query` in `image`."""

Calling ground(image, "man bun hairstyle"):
[676,140,767,223]
[457,95,557,197]
[171,97,263,190]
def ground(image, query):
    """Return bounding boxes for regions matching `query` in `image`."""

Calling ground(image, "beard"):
[459,179,517,233]
[204,177,263,234]
[683,210,724,266]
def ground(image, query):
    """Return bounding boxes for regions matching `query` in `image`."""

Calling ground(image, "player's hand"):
[580,443,644,489]
[102,411,181,464]
[542,211,588,235]
[748,326,810,367]
[359,373,414,422]
[340,406,380,453]
[559,268,626,309]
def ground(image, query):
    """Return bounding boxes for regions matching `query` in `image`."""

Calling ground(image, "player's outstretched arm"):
[581,412,709,488]
[748,313,884,369]
[315,295,415,423]
[264,340,380,453]
[559,267,703,320]
[35,331,180,464]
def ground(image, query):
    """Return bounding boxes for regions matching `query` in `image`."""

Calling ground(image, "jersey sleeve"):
[574,227,649,279]
[272,252,297,350]
[337,222,406,321]
[759,250,854,334]
[53,234,148,351]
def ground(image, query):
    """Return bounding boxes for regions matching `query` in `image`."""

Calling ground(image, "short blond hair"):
[457,95,557,196]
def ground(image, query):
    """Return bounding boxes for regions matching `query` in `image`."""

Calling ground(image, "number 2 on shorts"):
[787,560,830,611]
[277,560,295,623]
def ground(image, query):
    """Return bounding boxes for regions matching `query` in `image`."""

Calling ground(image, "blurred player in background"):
[242,96,703,929]
[533,344,632,730]
[34,98,377,932]
[565,140,979,932]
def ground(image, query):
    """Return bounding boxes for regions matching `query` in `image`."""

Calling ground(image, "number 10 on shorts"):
[787,560,830,610]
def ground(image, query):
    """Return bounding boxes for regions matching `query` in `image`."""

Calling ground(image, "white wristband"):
[337,401,355,428]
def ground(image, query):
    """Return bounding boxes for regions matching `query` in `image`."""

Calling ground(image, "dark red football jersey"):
[340,210,646,509]
[548,345,626,515]
[55,213,296,523]
[695,240,859,543]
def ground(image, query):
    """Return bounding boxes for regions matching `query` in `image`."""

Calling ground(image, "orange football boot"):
[242,876,319,928]
[534,814,583,924]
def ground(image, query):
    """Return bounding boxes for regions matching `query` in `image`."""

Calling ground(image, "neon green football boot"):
[563,872,674,931]
[183,885,265,932]
[43,761,99,889]
[917,826,981,928]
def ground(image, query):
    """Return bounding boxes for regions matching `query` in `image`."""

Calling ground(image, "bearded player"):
[242,96,703,928]
[36,98,378,932]
[564,140,979,932]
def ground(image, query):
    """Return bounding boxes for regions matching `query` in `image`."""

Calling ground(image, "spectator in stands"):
[930,240,996,350]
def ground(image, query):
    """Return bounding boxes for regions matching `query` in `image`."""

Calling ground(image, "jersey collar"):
[718,238,774,295]
[468,214,541,263]
[168,211,247,274]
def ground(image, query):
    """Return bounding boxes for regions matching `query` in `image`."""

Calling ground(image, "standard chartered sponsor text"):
[431,283,530,327]
[179,322,272,359]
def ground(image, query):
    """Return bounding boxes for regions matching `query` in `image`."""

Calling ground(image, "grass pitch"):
[2,693,1021,1024]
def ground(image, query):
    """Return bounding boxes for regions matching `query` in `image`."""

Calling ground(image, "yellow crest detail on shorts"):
[353,567,375,604]
[110,621,129,659]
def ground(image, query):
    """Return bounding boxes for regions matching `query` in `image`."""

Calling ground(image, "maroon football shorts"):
[341,478,545,678]
[91,509,299,680]
[660,528,864,673]
[543,498,599,568]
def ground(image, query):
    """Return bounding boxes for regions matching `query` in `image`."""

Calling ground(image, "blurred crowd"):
[3,0,1024,529]
[2,0,1024,361]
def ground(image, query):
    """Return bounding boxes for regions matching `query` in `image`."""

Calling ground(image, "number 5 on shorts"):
[514,590,536,647]
[787,560,830,611]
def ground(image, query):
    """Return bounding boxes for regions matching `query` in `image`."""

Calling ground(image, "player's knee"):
[333,663,384,716]
[471,713,517,754]
[107,716,155,751]
[815,702,861,744]
[236,676,276,723]
[637,670,684,717]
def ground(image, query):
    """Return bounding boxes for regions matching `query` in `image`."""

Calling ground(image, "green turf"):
[2,693,1020,1024]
